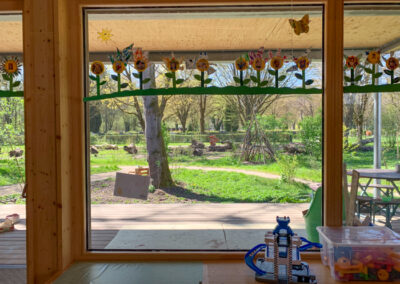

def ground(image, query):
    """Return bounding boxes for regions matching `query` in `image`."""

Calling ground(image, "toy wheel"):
[377,269,389,281]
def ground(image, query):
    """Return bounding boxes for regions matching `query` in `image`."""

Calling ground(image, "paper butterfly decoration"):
[289,14,310,36]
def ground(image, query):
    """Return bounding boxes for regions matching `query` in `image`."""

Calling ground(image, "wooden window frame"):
[20,0,400,282]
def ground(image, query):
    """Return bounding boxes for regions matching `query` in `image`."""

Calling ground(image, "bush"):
[298,114,322,159]
[276,154,298,183]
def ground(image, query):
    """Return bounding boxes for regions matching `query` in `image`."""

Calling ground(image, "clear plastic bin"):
[317,226,400,282]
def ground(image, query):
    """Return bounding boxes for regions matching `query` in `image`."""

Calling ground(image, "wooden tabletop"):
[347,169,400,181]
[203,259,387,284]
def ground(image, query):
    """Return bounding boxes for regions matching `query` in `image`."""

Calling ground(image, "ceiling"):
[0,9,400,55]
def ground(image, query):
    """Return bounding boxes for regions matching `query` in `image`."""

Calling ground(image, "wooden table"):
[348,169,400,228]
[347,169,400,197]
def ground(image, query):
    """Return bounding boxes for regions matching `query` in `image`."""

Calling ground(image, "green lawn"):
[172,169,312,203]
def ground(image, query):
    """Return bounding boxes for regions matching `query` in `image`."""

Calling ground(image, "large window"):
[84,6,324,251]
[343,4,400,230]
[0,13,25,266]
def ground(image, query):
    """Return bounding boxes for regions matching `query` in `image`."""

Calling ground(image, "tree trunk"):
[199,95,207,134]
[142,65,173,188]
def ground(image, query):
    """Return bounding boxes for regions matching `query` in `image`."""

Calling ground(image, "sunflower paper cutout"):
[292,56,314,88]
[383,52,400,84]
[364,50,382,85]
[233,56,250,86]
[344,54,363,86]
[97,28,113,43]
[89,61,106,96]
[132,48,151,89]
[267,50,287,88]
[163,54,184,88]
[193,53,212,87]
[109,44,133,92]
[248,47,269,87]
[1,57,22,92]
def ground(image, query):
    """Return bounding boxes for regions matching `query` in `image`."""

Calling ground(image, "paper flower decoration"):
[132,48,151,89]
[248,47,269,87]
[163,56,183,73]
[367,51,381,65]
[133,48,149,73]
[345,56,359,69]
[89,61,106,96]
[268,50,287,88]
[196,58,210,72]
[295,56,310,71]
[163,54,184,88]
[233,56,250,86]
[292,56,313,88]
[112,60,125,74]
[365,50,382,85]
[194,53,212,87]
[0,57,22,92]
[97,28,113,43]
[235,56,248,71]
[344,54,362,86]
[90,61,105,75]
[383,52,400,84]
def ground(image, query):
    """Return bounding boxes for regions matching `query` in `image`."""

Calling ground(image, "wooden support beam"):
[24,0,75,282]
[324,0,343,226]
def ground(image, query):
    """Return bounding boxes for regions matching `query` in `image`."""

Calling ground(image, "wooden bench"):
[134,167,149,176]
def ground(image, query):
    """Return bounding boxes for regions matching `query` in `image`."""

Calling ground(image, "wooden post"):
[24,0,75,282]
[324,0,344,226]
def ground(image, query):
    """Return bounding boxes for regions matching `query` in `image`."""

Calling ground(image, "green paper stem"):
[302,69,306,89]
[172,72,176,88]
[96,75,101,96]
[9,75,13,92]
[240,70,243,86]
[391,72,394,85]
[275,70,279,88]
[350,68,354,86]
[117,73,121,93]
[139,72,143,90]
[372,64,376,86]
[201,71,205,88]
[257,71,261,87]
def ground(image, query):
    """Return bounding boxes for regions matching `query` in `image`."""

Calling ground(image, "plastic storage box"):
[317,226,400,282]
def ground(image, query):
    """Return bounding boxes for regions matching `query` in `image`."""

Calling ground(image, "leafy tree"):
[299,113,322,159]
[224,103,239,132]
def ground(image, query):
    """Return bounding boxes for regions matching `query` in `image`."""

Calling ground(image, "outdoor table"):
[347,169,400,229]
[347,169,400,197]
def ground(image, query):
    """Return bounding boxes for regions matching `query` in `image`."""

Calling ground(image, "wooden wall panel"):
[323,0,343,226]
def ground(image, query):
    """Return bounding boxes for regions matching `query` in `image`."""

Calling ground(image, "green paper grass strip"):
[0,91,24,98]
[344,84,400,93]
[83,86,323,102]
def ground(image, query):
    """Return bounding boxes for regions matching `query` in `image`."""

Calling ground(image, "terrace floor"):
[0,203,309,265]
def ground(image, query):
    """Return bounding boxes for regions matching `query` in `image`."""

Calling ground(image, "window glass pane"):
[343,4,400,230]
[0,13,25,266]
[85,6,323,251]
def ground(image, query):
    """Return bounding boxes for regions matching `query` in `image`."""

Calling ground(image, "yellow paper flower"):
[270,56,284,70]
[196,58,209,72]
[295,56,310,70]
[163,56,182,72]
[90,61,105,75]
[367,51,380,64]
[97,28,113,43]
[133,48,149,72]
[386,57,399,71]
[251,57,266,71]
[112,60,125,74]
[235,57,248,71]
[1,57,21,76]
[345,56,359,69]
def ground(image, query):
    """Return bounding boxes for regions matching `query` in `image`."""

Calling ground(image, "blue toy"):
[245,216,321,283]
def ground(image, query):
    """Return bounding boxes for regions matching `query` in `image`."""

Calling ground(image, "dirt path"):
[0,165,321,196]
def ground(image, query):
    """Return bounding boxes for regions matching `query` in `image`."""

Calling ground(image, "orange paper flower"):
[133,48,149,72]
[295,56,310,70]
[346,56,359,69]
[367,51,380,64]
[235,56,248,71]
[90,61,105,75]
[196,58,210,72]
[112,60,125,74]
[386,57,399,71]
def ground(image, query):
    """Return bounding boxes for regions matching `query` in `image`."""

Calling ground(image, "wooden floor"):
[0,203,309,265]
